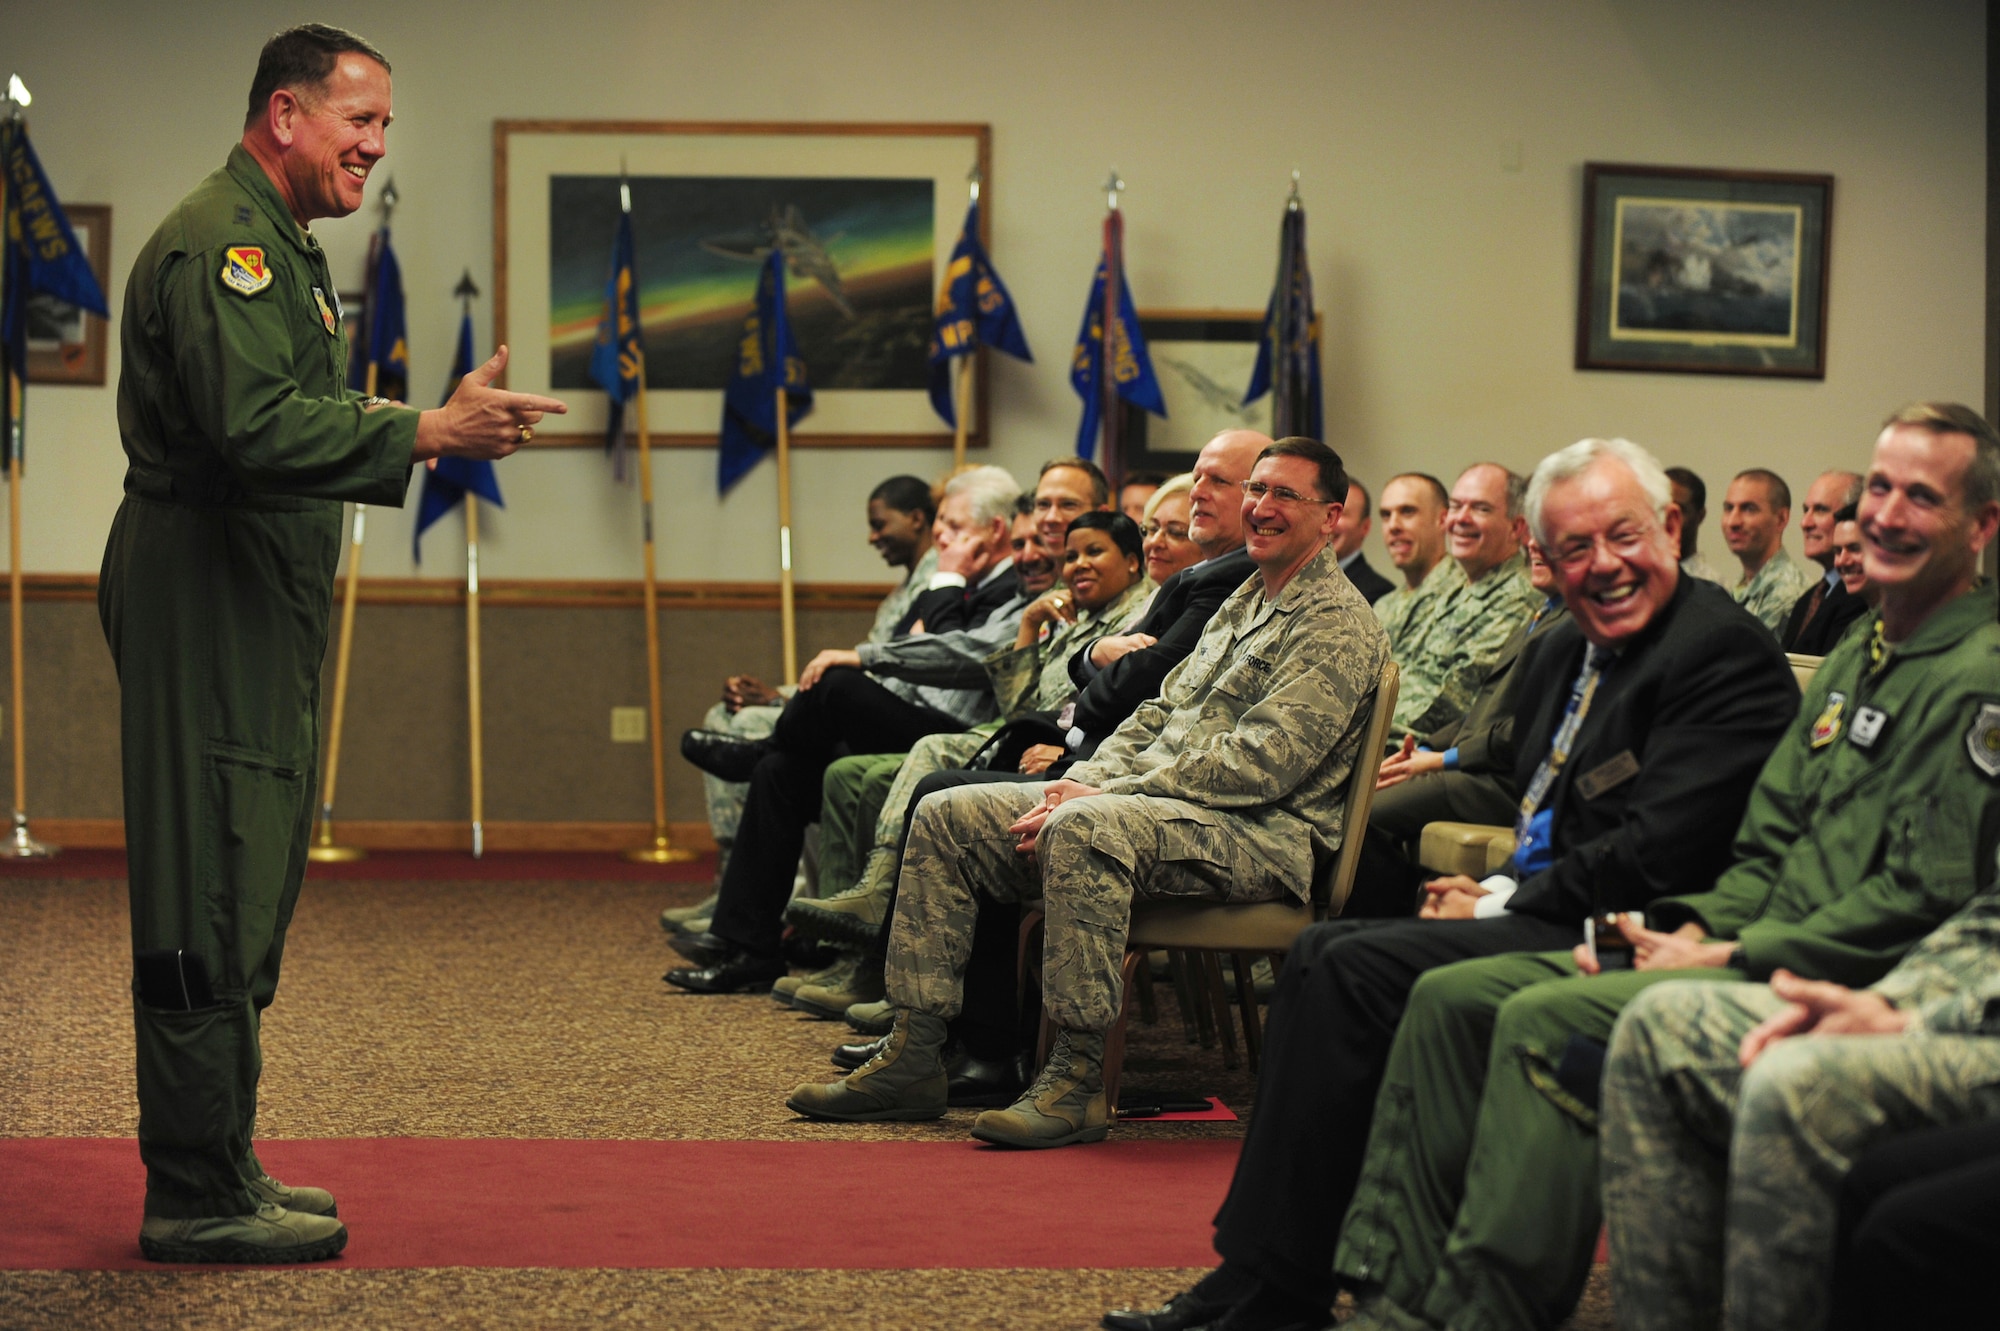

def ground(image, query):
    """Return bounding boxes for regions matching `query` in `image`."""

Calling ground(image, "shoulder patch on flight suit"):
[311,287,337,335]
[1809,691,1845,749]
[1967,702,2000,779]
[220,246,272,296]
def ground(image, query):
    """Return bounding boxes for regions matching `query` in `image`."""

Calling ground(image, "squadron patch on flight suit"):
[220,246,272,296]
[1809,691,1845,749]
[1967,702,2000,779]
[311,287,337,335]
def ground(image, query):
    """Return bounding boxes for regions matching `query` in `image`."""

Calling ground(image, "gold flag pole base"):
[6,810,56,859]
[625,828,697,865]
[306,812,366,863]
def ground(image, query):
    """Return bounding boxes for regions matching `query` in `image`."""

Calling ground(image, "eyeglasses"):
[1549,526,1657,572]
[1240,481,1332,507]
[1141,521,1191,540]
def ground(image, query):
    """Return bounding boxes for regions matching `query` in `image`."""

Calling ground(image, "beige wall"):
[12,0,1985,587]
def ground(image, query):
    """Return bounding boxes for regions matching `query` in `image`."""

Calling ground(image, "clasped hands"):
[1378,734,1444,791]
[413,345,566,462]
[1008,778,1102,856]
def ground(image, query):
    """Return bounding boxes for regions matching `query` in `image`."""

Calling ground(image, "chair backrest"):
[1785,652,1823,691]
[1317,659,1400,918]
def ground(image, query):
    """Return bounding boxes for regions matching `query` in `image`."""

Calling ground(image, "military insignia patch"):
[1849,705,1891,750]
[1967,703,2000,779]
[1809,691,1846,749]
[220,246,272,296]
[311,286,337,335]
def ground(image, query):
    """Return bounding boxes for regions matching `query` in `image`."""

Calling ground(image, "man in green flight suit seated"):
[101,23,564,1264]
[1331,401,2000,1331]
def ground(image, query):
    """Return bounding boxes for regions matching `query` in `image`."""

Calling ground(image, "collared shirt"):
[1733,548,1817,634]
[1680,551,1726,587]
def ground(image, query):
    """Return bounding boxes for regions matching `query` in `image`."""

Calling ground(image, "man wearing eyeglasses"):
[1381,464,1545,741]
[786,438,1390,1150]
[1101,438,1795,1331]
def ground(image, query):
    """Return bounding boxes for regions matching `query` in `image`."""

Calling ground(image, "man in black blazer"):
[1781,497,1871,655]
[1334,479,1395,604]
[1104,438,1799,1331]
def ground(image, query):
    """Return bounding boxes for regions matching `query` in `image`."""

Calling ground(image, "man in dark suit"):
[1333,479,1395,604]
[1104,437,1798,1331]
[1780,469,1864,652]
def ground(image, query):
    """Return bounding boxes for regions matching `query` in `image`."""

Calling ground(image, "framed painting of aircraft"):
[495,120,992,448]
[1116,310,1273,472]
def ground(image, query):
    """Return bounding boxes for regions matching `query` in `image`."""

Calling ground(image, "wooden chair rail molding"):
[38,819,719,854]
[6,574,894,612]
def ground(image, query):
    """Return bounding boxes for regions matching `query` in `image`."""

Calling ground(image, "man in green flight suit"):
[101,24,564,1263]
[1331,401,2000,1331]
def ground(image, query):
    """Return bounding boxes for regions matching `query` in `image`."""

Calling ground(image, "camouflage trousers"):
[699,700,780,880]
[886,782,1293,1034]
[1601,978,2000,1331]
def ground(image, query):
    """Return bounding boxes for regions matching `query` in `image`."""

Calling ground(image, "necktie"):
[1803,580,1827,625]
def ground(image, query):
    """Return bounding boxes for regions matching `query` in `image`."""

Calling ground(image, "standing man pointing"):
[101,23,564,1263]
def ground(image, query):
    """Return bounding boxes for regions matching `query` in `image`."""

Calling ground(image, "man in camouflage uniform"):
[1601,882,2000,1331]
[102,25,561,1263]
[1328,403,2000,1331]
[1723,467,1817,633]
[1386,463,1543,739]
[786,438,1389,1147]
[1372,472,1452,652]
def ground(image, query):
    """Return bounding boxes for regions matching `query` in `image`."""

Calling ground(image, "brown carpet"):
[0,865,1613,1329]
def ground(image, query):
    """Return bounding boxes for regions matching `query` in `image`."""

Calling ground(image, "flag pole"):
[951,167,982,469]
[624,183,694,865]
[313,178,398,864]
[1099,169,1125,491]
[454,271,487,859]
[1,90,53,858]
[775,383,799,685]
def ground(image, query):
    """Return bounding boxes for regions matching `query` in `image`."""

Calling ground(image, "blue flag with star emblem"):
[1069,219,1164,462]
[361,227,408,402]
[1243,202,1322,441]
[1,118,110,464]
[718,249,813,493]
[588,207,643,472]
[413,311,504,563]
[926,199,1031,427]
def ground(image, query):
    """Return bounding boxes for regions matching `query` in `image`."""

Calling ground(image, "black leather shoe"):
[946,1048,1026,1108]
[832,1034,889,1070]
[679,729,773,783]
[1103,1289,1238,1331]
[664,948,787,994]
[668,930,731,968]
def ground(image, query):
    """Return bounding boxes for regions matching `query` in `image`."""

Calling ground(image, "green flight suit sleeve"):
[162,249,415,504]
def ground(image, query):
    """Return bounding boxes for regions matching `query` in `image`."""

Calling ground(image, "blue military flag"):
[717,249,813,493]
[926,198,1032,427]
[588,204,643,474]
[413,310,504,562]
[362,227,409,401]
[1069,213,1164,462]
[1243,200,1322,441]
[1,117,110,464]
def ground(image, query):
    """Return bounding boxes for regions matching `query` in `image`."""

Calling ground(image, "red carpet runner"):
[0,1138,1238,1270]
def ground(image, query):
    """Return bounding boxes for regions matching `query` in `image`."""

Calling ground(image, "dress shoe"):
[139,1202,347,1264]
[971,1027,1109,1148]
[668,930,731,968]
[679,729,772,783]
[946,1047,1026,1108]
[1103,1288,1241,1331]
[245,1171,337,1218]
[664,947,787,994]
[832,1033,889,1070]
[792,953,885,1020]
[786,1009,949,1121]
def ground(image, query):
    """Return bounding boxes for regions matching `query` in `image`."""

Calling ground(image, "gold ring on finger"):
[517,424,534,443]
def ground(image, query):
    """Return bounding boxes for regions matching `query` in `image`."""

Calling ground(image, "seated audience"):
[1334,478,1395,603]
[1667,465,1725,586]
[1105,438,1796,1331]
[1828,503,1875,610]
[1320,403,2000,1331]
[1386,463,1542,739]
[1723,466,1816,632]
[664,463,1057,992]
[1371,472,1451,650]
[1119,470,1168,522]
[1136,473,1201,598]
[786,438,1389,1151]
[663,474,936,933]
[1780,469,1866,652]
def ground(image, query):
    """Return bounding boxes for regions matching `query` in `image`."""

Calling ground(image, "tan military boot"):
[660,891,719,933]
[786,1009,948,1121]
[844,997,895,1035]
[245,1170,336,1218]
[784,875,892,947]
[139,1201,348,1263]
[772,953,853,1008]
[969,1028,1109,1148]
[792,953,884,1020]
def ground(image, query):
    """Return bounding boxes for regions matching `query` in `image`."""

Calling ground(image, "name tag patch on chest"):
[1809,691,1846,749]
[311,286,338,335]
[1847,705,1891,751]
[1575,749,1640,800]
[220,246,272,296]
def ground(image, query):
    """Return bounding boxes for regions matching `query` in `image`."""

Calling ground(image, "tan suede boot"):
[969,1028,1109,1148]
[785,1009,948,1122]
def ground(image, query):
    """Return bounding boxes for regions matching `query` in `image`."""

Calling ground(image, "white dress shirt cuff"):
[928,571,968,590]
[1473,874,1519,919]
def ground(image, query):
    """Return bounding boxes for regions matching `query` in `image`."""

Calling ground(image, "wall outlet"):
[610,706,648,743]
